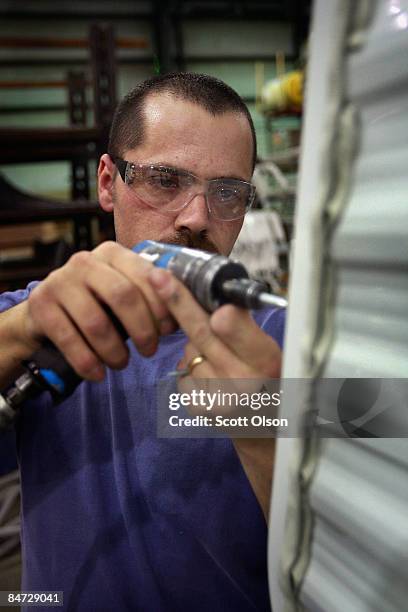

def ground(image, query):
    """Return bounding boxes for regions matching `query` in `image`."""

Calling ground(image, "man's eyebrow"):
[149,162,247,182]
[149,162,193,176]
[212,174,248,182]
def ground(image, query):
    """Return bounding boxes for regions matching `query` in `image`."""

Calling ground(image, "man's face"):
[98,93,254,255]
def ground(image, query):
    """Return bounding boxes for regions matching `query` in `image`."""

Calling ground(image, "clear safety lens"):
[124,162,254,220]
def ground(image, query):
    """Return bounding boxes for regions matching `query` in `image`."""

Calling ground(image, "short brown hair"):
[108,72,257,171]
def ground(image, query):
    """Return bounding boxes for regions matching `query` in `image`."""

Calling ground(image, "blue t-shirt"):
[0,283,285,612]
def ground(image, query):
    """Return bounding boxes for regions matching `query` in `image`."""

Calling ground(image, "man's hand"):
[149,267,282,520]
[148,266,281,378]
[18,242,177,382]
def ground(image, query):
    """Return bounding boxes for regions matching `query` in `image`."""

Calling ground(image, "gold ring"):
[186,355,205,376]
[169,355,206,378]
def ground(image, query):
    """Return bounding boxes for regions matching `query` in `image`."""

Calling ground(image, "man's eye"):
[216,186,239,201]
[149,174,180,188]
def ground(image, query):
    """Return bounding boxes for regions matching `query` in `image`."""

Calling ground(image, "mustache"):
[162,230,219,254]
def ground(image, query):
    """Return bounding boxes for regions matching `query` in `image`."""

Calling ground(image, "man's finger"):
[210,305,281,377]
[148,268,243,372]
[28,295,105,381]
[93,241,176,328]
[181,342,214,378]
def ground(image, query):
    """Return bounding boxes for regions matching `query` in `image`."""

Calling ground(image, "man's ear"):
[98,153,116,212]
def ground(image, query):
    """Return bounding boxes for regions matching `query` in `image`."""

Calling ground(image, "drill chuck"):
[133,241,287,312]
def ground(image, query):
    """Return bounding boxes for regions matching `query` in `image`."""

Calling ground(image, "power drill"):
[0,240,287,430]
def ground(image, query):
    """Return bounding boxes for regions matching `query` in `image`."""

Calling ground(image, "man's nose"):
[173,192,210,234]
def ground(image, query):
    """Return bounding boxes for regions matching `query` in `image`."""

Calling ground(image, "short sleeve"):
[0,280,40,314]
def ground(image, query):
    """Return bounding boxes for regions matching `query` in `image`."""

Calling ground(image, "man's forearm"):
[0,302,40,388]
[232,438,275,522]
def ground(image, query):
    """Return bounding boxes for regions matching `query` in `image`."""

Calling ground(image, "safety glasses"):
[114,158,256,221]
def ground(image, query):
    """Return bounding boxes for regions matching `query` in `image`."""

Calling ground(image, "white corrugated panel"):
[302,439,408,612]
[301,0,408,609]
[269,1,408,611]
[324,0,408,377]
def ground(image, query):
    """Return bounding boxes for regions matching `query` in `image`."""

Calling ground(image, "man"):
[0,73,285,611]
